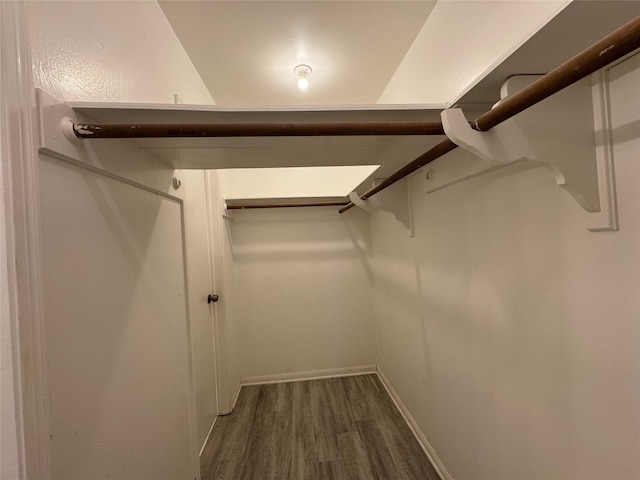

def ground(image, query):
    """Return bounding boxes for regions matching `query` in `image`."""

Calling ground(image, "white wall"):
[219,165,379,200]
[226,207,376,380]
[371,54,640,479]
[27,1,216,477]
[29,0,214,105]
[378,0,569,105]
[39,158,197,480]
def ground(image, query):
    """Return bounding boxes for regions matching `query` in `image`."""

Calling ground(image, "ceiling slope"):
[159,1,436,106]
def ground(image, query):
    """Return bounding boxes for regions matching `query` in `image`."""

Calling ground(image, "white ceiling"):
[219,165,381,199]
[158,1,437,106]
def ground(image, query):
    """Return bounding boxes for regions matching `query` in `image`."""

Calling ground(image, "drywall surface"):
[27,2,216,477]
[228,207,376,379]
[371,55,640,479]
[28,0,214,105]
[378,0,569,105]
[219,165,380,200]
[39,157,196,480]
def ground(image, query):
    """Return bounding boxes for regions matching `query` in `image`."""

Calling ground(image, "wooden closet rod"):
[71,121,445,139]
[227,200,350,210]
[338,15,640,214]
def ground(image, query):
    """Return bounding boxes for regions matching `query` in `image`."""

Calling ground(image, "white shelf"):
[57,97,446,173]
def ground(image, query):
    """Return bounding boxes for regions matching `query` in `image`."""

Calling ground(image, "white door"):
[39,156,199,480]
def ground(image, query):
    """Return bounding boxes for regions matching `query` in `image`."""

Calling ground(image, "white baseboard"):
[203,367,376,455]
[206,365,451,480]
[228,381,242,413]
[198,416,218,458]
[201,384,240,457]
[376,367,453,480]
[240,364,377,386]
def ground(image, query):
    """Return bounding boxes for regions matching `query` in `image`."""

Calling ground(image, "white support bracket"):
[348,178,415,237]
[36,89,179,197]
[37,88,90,163]
[431,75,618,232]
[348,191,376,214]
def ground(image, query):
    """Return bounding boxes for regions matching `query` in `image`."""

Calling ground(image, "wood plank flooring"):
[200,374,440,480]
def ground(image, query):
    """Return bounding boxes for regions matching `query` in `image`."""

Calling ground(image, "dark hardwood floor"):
[200,374,440,480]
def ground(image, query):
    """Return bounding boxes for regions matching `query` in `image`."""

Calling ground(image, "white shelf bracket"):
[36,89,179,197]
[37,89,90,163]
[436,75,618,232]
[441,108,514,165]
[348,177,414,236]
[348,191,375,214]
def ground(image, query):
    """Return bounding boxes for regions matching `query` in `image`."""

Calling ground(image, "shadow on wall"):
[371,161,629,476]
[341,213,373,281]
[228,207,371,272]
[224,205,376,379]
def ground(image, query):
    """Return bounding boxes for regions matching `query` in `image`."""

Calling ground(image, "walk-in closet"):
[2,2,639,480]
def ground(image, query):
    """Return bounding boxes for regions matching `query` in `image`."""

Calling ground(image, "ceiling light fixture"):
[294,64,312,90]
